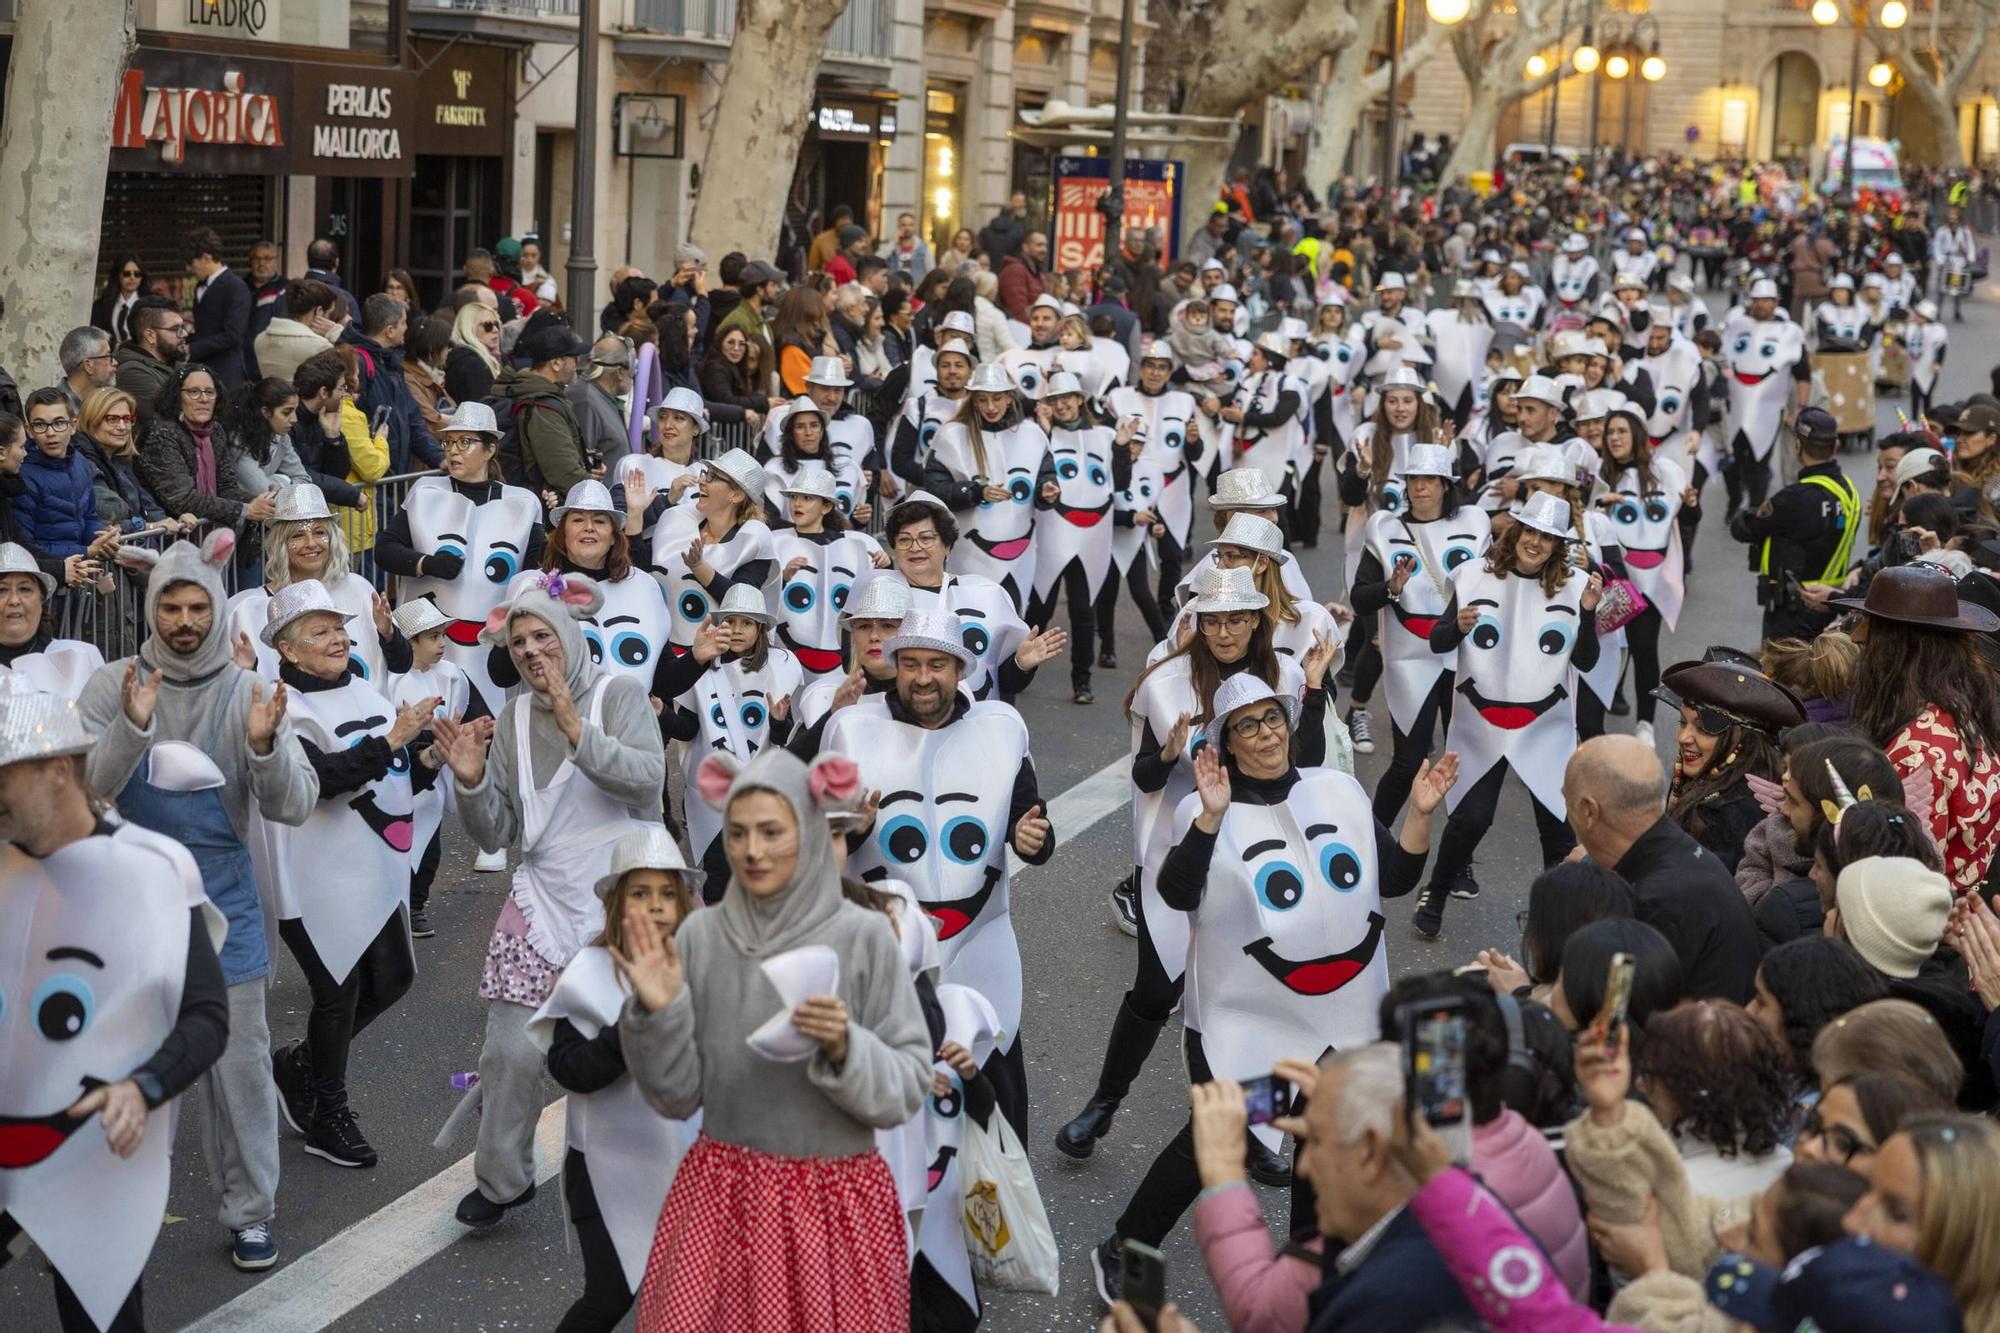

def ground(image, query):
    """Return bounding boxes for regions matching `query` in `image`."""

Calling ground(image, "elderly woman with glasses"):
[225,484,406,684]
[137,363,276,533]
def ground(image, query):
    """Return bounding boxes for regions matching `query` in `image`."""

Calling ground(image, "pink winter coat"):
[1410,1169,1646,1333]
[1192,1181,1322,1333]
[1473,1109,1591,1301]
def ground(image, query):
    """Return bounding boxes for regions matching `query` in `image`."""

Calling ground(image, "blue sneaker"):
[231,1221,278,1271]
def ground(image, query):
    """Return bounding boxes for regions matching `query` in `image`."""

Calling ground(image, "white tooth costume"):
[1176,769,1390,1150]
[760,401,876,473]
[1812,298,1870,347]
[762,455,869,529]
[252,673,416,983]
[1030,422,1118,606]
[676,648,803,859]
[579,570,674,688]
[527,945,700,1295]
[1426,307,1495,421]
[1635,338,1702,445]
[397,476,543,709]
[0,827,221,1333]
[824,699,1033,1052]
[609,452,701,540]
[1106,383,1201,549]
[0,639,103,701]
[649,507,773,648]
[1574,507,1627,711]
[1721,317,1807,464]
[1549,252,1600,315]
[386,657,470,878]
[769,530,882,682]
[1440,558,1592,819]
[1482,284,1545,331]
[932,418,1050,606]
[1111,455,1168,581]
[227,571,387,685]
[1219,369,1309,485]
[872,880,941,1222]
[913,983,1001,1319]
[1364,507,1490,732]
[998,344,1060,401]
[1602,454,1687,630]
[903,572,1028,700]
[1338,423,1419,596]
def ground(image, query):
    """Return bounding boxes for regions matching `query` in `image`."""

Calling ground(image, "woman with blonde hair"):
[447,300,505,403]
[1810,997,1965,1106]
[969,268,1016,362]
[1760,631,1858,725]
[1846,1113,2000,1333]
[77,385,183,533]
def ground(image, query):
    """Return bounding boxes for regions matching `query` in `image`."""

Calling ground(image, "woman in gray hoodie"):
[612,746,931,1332]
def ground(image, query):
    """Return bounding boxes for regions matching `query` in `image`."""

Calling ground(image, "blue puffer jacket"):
[13,443,100,557]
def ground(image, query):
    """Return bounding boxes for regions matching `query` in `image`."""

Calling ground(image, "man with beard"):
[75,533,318,1274]
[825,607,1053,1135]
[115,297,187,430]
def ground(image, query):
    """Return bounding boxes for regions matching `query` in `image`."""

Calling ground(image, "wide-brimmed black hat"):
[1655,660,1807,735]
[1831,564,2000,633]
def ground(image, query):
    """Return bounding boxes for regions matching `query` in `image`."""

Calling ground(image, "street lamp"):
[1816,2,1903,195]
[1526,53,1550,78]
[1573,42,1601,73]
[1811,0,1841,23]
[1605,53,1631,80]
[1578,7,1661,152]
[1641,51,1667,82]
[1382,0,1467,190]
[1868,61,1894,88]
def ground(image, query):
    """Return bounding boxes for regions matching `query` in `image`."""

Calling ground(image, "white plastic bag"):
[958,1108,1059,1294]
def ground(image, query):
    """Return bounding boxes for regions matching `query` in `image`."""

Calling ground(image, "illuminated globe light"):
[1811,0,1840,24]
[1425,0,1471,23]
[1605,53,1631,79]
[1879,0,1908,29]
[1641,53,1667,81]
[1573,44,1600,73]
[1525,53,1550,78]
[1868,61,1894,88]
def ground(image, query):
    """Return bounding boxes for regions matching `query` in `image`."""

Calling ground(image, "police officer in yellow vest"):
[1729,406,1860,641]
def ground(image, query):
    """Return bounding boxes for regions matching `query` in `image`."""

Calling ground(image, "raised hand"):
[609,903,684,1013]
[1011,802,1051,857]
[690,618,726,664]
[1160,711,1192,765]
[373,590,395,638]
[1409,751,1460,816]
[1192,745,1231,830]
[121,660,161,729]
[1301,630,1337,689]
[231,631,258,671]
[1474,948,1530,995]
[1015,624,1067,670]
[783,554,812,581]
[387,696,443,750]
[1455,603,1480,632]
[431,712,492,787]
[1388,553,1417,595]
[830,667,868,714]
[545,662,583,745]
[1580,570,1605,613]
[246,680,288,755]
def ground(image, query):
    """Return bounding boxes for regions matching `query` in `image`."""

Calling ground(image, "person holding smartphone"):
[1089,672,1457,1307]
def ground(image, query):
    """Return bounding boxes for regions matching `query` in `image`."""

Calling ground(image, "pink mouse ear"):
[482,604,512,639]
[202,528,236,567]
[695,753,741,808]
[808,754,862,809]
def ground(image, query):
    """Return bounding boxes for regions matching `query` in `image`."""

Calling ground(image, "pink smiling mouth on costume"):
[1623,548,1667,570]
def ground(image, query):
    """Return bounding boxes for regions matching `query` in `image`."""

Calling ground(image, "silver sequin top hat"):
[804,355,853,388]
[1404,443,1455,479]
[261,578,355,648]
[550,479,617,525]
[778,467,839,502]
[1210,671,1297,729]
[270,483,333,524]
[1184,564,1269,615]
[885,607,975,667]
[0,690,93,767]
[712,582,775,625]
[592,825,691,900]
[1210,467,1281,510]
[966,362,1017,395]
[658,385,710,433]
[1209,513,1290,565]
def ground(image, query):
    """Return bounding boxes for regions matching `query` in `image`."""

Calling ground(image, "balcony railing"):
[632,0,887,58]
[411,0,580,17]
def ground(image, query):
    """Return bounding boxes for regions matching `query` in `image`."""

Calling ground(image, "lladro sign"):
[183,0,268,35]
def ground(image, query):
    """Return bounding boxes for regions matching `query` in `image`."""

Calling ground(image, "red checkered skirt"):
[634,1133,910,1333]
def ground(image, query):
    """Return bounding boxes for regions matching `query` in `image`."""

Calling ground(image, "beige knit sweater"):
[1563,1099,1758,1279]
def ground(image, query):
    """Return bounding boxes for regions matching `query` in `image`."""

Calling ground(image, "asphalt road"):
[7,280,1986,1333]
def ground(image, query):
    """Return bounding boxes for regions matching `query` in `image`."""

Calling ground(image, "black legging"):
[983,1037,1029,1142]
[1373,673,1454,827]
[277,909,416,1113]
[1577,685,1607,741]
[556,1150,635,1333]
[1427,757,1576,891]
[1626,604,1665,724]
[1346,611,1383,705]
[1292,452,1327,546]
[1095,554,1171,658]
[410,829,443,912]
[1678,461,1708,570]
[1026,559,1098,690]
[1731,433,1774,511]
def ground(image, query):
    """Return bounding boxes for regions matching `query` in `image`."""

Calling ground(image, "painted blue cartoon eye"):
[930,1074,962,1119]
[1017,367,1041,393]
[612,632,650,667]
[941,815,989,865]
[1163,428,1186,453]
[1254,861,1306,912]
[1443,544,1477,569]
[349,656,370,681]
[1537,620,1576,656]
[1138,482,1156,501]
[919,419,941,451]
[1613,500,1641,524]
[739,700,767,730]
[483,551,518,584]
[433,541,465,561]
[709,701,726,727]
[1087,463,1109,486]
[677,589,710,623]
[830,583,851,610]
[1471,615,1503,650]
[1644,499,1670,523]
[1336,345,1354,364]
[1759,342,1777,359]
[784,581,816,613]
[583,629,606,663]
[1057,458,1080,480]
[1732,335,1750,355]
[836,487,855,514]
[1381,482,1405,511]
[960,622,989,657]
[386,745,413,775]
[879,814,928,864]
[1318,841,1363,891]
[1661,395,1682,415]
[1008,477,1032,503]
[32,974,95,1042]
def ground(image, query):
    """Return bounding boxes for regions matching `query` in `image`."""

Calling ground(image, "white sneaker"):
[473,848,508,873]
[1635,721,1655,748]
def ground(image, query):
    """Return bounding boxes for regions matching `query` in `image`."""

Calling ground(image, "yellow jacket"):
[338,398,389,552]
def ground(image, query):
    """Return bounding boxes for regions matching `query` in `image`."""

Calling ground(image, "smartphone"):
[1119,1239,1167,1331]
[1585,952,1636,1054]
[1240,1073,1292,1127]
[369,404,393,435]
[1399,997,1469,1129]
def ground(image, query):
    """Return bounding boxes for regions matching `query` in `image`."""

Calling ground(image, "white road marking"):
[176,756,1134,1332]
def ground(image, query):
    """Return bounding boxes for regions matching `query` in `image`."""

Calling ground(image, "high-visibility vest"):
[1758,472,1860,584]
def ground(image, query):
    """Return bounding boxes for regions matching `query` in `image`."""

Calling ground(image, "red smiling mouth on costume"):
[0,1083,103,1168]
[1243,912,1385,996]
[968,531,1033,560]
[1392,604,1439,639]
[1733,368,1773,385]
[1459,679,1567,730]
[1623,547,1668,570]
[444,619,485,646]
[872,863,1002,941]
[1056,498,1112,528]
[777,626,845,674]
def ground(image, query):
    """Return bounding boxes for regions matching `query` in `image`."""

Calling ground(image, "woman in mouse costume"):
[225,483,404,684]
[925,361,1050,609]
[614,747,931,1333]
[428,569,665,1232]
[375,403,545,714]
[256,580,439,1170]
[0,690,227,1333]
[1411,490,1604,940]
[0,542,103,701]
[1090,674,1456,1287]
[528,827,702,1333]
[1350,443,1492,826]
[1056,565,1324,1165]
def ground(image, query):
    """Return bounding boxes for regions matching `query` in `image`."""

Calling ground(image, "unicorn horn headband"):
[1819,759,1874,827]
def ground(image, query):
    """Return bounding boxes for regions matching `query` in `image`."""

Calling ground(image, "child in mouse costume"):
[616,747,931,1333]
[529,827,703,1333]
[429,569,664,1233]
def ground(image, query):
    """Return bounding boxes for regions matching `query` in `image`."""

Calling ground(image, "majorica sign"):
[111,67,284,165]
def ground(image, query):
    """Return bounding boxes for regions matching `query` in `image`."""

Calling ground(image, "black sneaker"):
[1074,687,1095,705]
[1449,871,1481,901]
[1091,1235,1122,1308]
[455,1182,538,1229]
[1412,883,1448,940]
[303,1104,377,1169]
[271,1041,313,1136]
[1097,649,1118,669]
[1110,876,1140,938]
[409,905,435,939]
[1609,689,1631,717]
[1246,1132,1293,1187]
